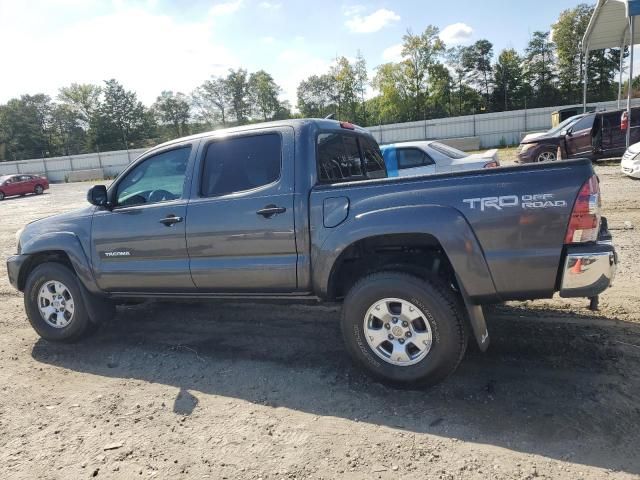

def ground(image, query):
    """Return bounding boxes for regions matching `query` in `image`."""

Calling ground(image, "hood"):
[626,141,640,155]
[521,131,552,144]
[19,206,95,252]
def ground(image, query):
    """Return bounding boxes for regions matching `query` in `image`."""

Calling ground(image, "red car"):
[0,174,49,200]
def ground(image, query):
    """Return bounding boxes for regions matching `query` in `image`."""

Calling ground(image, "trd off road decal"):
[463,194,567,212]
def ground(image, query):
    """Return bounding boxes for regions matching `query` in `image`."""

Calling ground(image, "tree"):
[248,70,282,121]
[524,31,558,106]
[94,79,154,149]
[400,26,445,120]
[0,94,55,159]
[57,83,102,128]
[296,74,336,118]
[447,46,472,115]
[153,91,191,138]
[354,50,369,124]
[491,49,525,111]
[330,56,359,121]
[427,63,453,117]
[192,77,230,127]
[553,4,594,103]
[225,69,251,125]
[462,39,494,104]
[371,62,412,124]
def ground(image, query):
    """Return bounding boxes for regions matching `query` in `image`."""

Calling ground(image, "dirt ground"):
[1,164,639,480]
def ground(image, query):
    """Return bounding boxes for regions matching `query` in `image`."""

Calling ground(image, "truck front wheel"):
[341,272,467,387]
[24,263,97,342]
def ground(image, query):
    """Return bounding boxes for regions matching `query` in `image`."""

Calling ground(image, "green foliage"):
[248,70,282,121]
[153,91,191,138]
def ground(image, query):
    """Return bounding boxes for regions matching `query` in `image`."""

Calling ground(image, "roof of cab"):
[147,118,372,154]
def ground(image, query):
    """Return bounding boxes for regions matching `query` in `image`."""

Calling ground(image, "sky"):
[0,0,589,107]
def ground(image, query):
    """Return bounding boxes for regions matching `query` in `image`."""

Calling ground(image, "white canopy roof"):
[582,0,640,52]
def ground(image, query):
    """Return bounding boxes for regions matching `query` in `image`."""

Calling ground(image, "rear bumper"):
[6,254,27,291]
[559,242,617,298]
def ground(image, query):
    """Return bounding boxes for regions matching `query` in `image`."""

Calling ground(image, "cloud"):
[0,3,238,105]
[382,43,404,62]
[274,47,332,107]
[259,1,282,9]
[208,0,243,16]
[439,22,473,45]
[260,36,276,44]
[345,8,400,33]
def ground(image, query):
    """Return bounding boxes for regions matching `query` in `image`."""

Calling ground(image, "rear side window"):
[201,133,281,197]
[397,148,433,169]
[429,142,467,159]
[317,133,387,182]
[360,138,386,179]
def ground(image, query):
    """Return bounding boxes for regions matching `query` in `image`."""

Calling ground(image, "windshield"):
[429,141,468,159]
[547,115,583,136]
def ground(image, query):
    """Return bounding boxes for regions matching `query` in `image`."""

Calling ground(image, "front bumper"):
[559,242,617,298]
[6,254,27,291]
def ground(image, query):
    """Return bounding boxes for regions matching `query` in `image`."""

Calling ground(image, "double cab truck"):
[7,119,617,386]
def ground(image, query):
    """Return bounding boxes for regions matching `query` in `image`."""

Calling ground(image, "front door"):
[186,129,298,292]
[566,114,595,157]
[91,144,196,292]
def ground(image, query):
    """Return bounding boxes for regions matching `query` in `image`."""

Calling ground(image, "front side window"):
[201,133,281,197]
[571,115,595,132]
[116,146,191,207]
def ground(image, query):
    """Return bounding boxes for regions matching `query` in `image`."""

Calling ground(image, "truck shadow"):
[31,301,640,474]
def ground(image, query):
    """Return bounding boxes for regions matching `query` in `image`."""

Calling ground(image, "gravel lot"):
[1,165,639,480]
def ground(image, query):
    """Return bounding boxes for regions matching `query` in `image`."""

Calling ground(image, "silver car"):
[381,141,500,177]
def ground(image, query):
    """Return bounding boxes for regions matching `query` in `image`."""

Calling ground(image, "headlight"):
[520,143,534,153]
[15,228,24,252]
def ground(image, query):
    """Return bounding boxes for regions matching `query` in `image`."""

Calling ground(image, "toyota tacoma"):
[7,119,617,386]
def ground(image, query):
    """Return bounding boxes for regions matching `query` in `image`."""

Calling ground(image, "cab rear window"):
[317,133,386,183]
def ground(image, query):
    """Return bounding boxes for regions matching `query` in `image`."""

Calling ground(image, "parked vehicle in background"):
[7,119,617,387]
[0,174,49,200]
[381,141,499,177]
[621,141,640,178]
[517,108,640,163]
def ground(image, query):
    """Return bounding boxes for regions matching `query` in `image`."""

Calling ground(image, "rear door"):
[601,112,625,155]
[18,175,35,194]
[186,127,298,292]
[565,114,595,157]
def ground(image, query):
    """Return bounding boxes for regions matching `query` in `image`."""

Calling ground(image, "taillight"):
[483,161,499,168]
[564,174,601,244]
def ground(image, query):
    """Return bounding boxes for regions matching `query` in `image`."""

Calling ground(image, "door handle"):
[159,215,183,226]
[256,205,286,218]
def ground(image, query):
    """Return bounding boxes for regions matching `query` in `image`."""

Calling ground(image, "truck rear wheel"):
[341,272,467,387]
[24,263,97,342]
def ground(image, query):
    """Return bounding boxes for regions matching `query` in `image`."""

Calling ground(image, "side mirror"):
[565,127,573,136]
[87,185,109,207]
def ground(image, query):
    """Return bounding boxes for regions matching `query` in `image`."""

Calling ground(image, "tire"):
[34,185,44,195]
[0,191,4,201]
[341,272,468,387]
[535,149,557,162]
[24,262,97,342]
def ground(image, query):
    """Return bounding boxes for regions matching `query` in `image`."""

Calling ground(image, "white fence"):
[0,148,147,183]
[1,98,639,182]
[368,98,640,148]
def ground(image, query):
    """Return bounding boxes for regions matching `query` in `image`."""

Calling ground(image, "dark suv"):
[517,108,640,163]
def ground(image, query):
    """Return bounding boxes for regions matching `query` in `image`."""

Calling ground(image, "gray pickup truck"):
[7,119,617,386]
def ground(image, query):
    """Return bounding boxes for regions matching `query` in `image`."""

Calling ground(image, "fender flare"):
[20,232,113,324]
[312,204,496,350]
